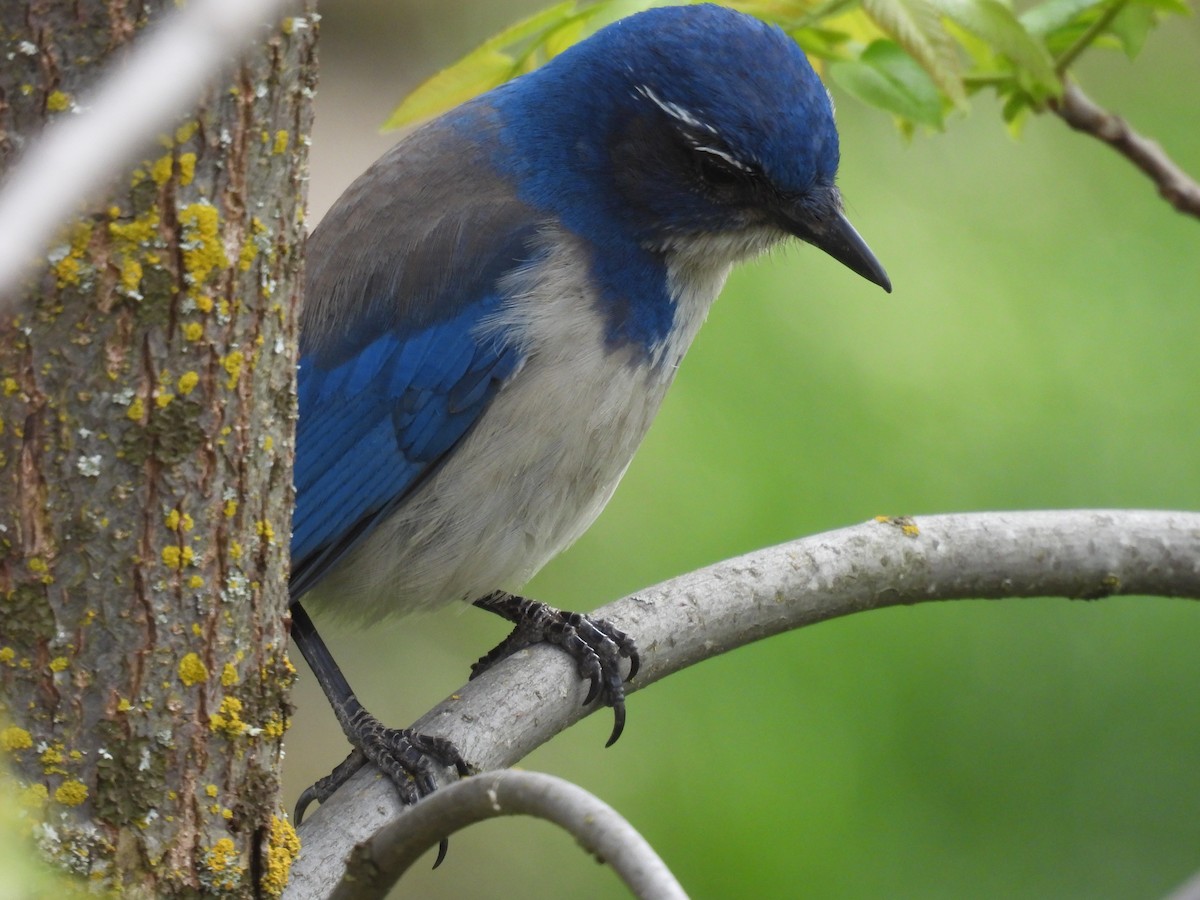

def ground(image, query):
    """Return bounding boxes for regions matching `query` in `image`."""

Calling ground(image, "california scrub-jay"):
[290,2,891,828]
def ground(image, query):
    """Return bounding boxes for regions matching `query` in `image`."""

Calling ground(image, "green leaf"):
[382,1,652,129]
[1134,0,1191,14]
[828,40,947,126]
[1108,0,1157,56]
[383,51,517,130]
[791,26,857,60]
[1019,0,1108,35]
[862,0,968,106]
[932,0,1060,94]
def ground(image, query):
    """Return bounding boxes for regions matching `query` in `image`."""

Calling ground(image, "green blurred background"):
[289,2,1200,897]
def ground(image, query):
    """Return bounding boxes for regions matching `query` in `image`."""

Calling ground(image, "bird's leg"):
[289,602,468,864]
[470,591,639,746]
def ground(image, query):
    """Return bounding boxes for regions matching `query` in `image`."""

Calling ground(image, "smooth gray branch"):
[0,0,306,305]
[326,769,687,900]
[1167,868,1200,900]
[1049,81,1200,219]
[285,509,1200,899]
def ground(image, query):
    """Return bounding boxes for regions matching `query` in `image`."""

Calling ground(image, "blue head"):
[485,3,890,290]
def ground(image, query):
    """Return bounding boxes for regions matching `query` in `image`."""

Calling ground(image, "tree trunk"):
[0,2,316,895]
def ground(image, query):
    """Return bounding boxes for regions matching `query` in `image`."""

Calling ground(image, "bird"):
[289,2,891,837]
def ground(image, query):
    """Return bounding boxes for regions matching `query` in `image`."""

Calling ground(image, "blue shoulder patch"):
[290,299,522,598]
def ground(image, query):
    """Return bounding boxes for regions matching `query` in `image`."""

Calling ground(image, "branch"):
[0,0,305,307]
[1167,868,1200,900]
[1048,81,1200,219]
[285,509,1200,898]
[326,770,687,900]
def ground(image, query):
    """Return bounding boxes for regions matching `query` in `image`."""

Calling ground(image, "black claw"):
[606,700,626,748]
[433,837,450,869]
[472,591,640,748]
[294,785,319,826]
[626,647,640,682]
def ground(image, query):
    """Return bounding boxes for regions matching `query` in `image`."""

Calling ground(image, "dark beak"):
[780,195,892,293]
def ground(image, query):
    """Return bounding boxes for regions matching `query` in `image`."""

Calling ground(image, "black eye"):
[695,152,742,188]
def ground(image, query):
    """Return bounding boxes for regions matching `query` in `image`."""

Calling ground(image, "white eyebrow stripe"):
[691,143,751,171]
[634,84,716,134]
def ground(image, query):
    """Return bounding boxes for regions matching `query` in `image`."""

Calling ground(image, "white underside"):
[307,225,782,621]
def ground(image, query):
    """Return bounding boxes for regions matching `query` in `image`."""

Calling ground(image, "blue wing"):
[290,300,524,599]
[290,108,543,600]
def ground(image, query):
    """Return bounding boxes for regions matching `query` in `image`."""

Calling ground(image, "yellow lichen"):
[262,815,301,898]
[178,652,208,687]
[48,656,68,673]
[28,557,47,574]
[46,90,71,112]
[223,499,238,518]
[182,321,204,342]
[256,519,275,544]
[205,783,219,798]
[166,509,195,532]
[126,396,145,422]
[162,545,195,570]
[188,575,205,589]
[222,351,244,389]
[261,714,288,740]
[180,202,229,293]
[1,725,33,752]
[119,256,143,295]
[116,697,133,712]
[175,121,199,144]
[238,239,258,272]
[220,663,239,687]
[178,152,197,186]
[20,782,48,809]
[209,696,246,737]
[195,294,214,313]
[155,392,174,409]
[54,779,88,806]
[178,371,200,395]
[201,837,244,892]
[149,153,174,187]
[229,541,242,561]
[0,647,14,665]
[2,377,17,396]
[108,209,160,247]
[53,254,82,287]
[272,130,289,155]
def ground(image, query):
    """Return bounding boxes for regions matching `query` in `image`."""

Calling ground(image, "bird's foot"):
[471,591,639,746]
[294,706,469,866]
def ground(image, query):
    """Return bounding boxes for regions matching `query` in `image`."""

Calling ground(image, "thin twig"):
[1053,0,1130,74]
[327,770,688,900]
[1049,81,1200,219]
[285,509,1200,899]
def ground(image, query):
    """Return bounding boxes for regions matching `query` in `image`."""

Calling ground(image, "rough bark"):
[0,2,316,895]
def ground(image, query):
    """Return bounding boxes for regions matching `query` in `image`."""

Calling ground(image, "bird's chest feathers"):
[477,239,725,538]
[440,234,728,581]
